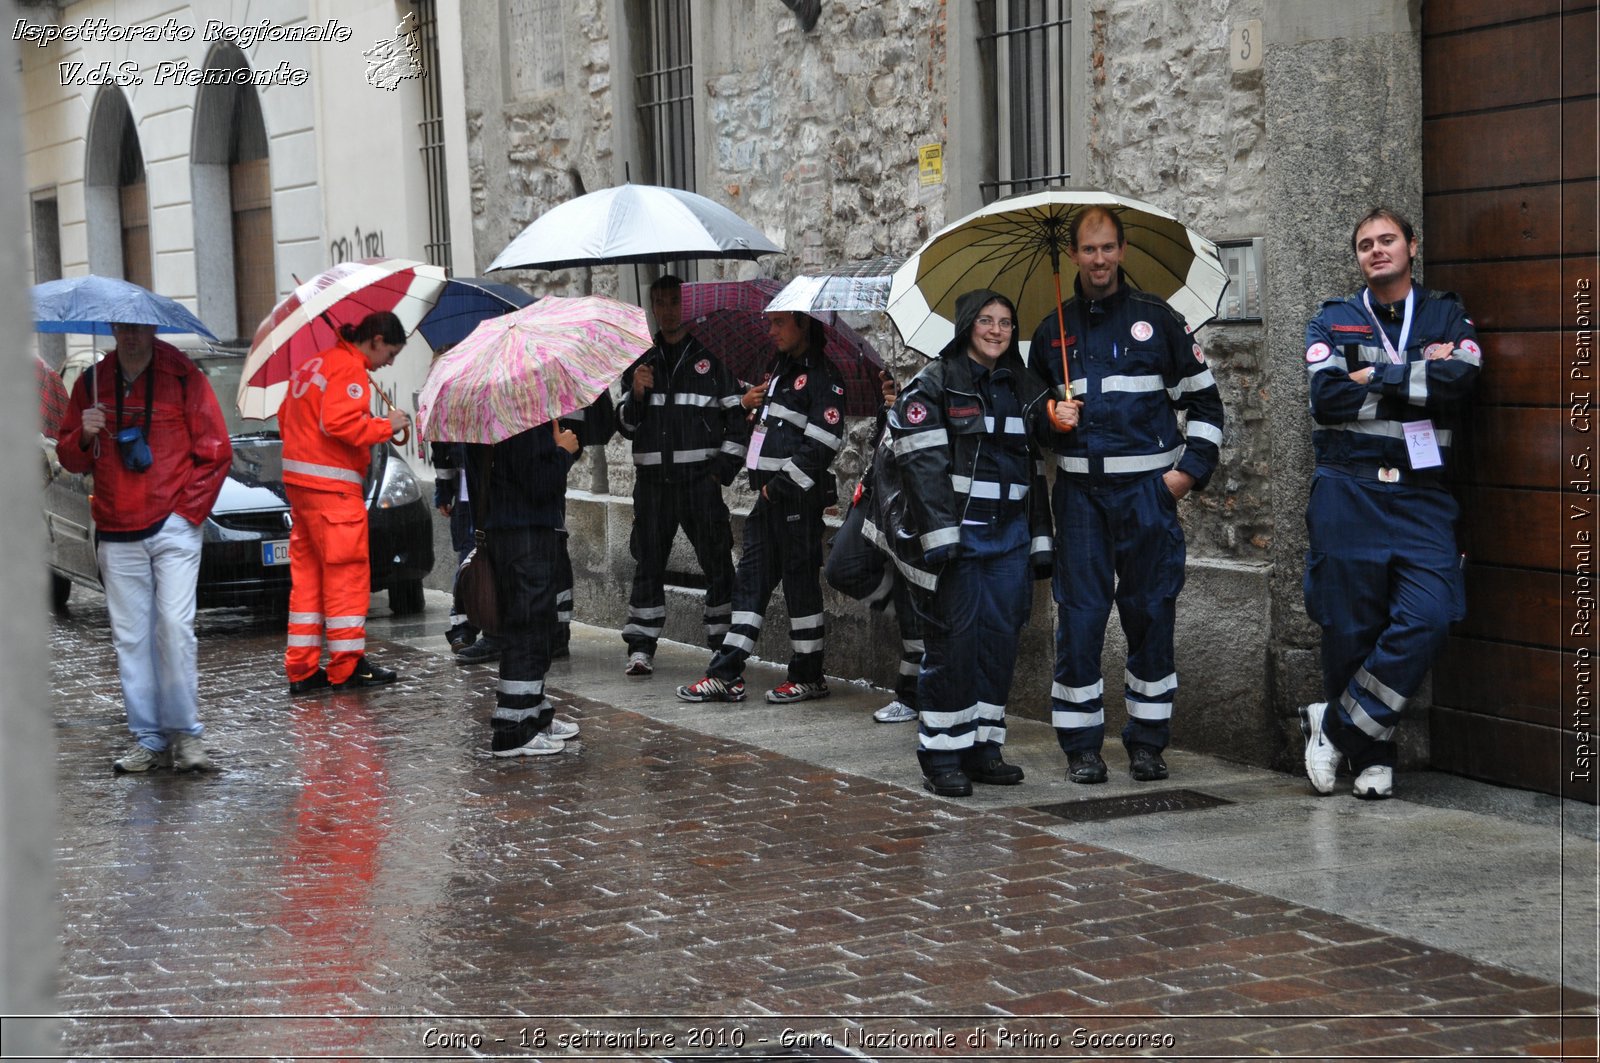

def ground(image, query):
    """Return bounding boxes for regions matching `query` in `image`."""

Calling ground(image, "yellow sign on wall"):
[918,143,944,187]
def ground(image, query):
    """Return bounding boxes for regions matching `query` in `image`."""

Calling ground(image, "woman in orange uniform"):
[280,312,411,693]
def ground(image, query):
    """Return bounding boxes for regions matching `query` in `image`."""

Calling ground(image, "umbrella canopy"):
[32,275,217,339]
[681,278,886,418]
[886,188,1228,359]
[416,295,650,445]
[486,183,782,272]
[764,255,904,314]
[238,257,447,419]
[417,276,534,350]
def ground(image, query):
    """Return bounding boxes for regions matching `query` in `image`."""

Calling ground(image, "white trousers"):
[96,516,204,749]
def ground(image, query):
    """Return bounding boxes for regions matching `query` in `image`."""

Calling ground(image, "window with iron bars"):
[414,0,452,271]
[633,0,696,278]
[978,0,1074,204]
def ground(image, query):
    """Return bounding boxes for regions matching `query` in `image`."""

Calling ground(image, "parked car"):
[42,348,434,615]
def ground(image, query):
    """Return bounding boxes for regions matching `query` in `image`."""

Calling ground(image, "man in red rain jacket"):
[57,322,232,772]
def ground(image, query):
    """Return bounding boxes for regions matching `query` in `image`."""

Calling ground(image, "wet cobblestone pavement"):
[40,595,1597,1061]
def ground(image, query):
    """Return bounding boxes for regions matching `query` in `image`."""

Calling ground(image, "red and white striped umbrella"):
[237,257,448,419]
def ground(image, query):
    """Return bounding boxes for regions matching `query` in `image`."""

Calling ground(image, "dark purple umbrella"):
[679,279,884,417]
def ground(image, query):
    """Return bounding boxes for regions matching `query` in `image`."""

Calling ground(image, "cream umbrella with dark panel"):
[885,189,1229,386]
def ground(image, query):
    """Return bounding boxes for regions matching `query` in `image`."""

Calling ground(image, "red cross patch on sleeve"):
[824,407,840,425]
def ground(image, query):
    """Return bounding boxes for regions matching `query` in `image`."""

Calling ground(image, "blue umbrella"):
[416,276,533,350]
[32,275,218,339]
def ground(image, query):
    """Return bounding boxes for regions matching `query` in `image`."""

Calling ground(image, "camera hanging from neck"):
[115,360,154,460]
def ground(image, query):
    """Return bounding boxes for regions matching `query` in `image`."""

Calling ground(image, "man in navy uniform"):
[677,311,845,704]
[616,276,746,677]
[1300,208,1481,800]
[1028,205,1225,785]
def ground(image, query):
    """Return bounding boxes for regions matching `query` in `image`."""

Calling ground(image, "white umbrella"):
[765,255,904,314]
[486,183,782,272]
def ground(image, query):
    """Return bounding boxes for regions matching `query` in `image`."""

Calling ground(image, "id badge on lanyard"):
[1364,288,1440,469]
[744,374,782,471]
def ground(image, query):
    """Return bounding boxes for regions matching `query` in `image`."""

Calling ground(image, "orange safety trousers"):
[285,485,371,684]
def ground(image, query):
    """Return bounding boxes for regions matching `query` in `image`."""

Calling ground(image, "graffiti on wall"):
[330,227,386,264]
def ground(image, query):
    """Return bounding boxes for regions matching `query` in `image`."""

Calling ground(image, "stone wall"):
[1086,0,1272,564]
[1261,0,1428,767]
[456,0,1428,770]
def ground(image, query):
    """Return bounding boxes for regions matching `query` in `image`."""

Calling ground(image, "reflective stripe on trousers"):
[624,473,736,654]
[1303,467,1462,772]
[916,514,1031,769]
[1049,474,1185,754]
[285,485,370,684]
[707,491,827,683]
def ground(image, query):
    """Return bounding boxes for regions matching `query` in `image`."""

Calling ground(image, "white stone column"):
[1262,0,1427,752]
[0,0,61,1051]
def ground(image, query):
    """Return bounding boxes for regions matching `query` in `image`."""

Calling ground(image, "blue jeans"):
[96,516,204,750]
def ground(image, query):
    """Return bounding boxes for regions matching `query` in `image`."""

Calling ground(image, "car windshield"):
[194,355,277,438]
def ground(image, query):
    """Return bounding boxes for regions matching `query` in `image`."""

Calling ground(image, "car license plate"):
[262,540,290,567]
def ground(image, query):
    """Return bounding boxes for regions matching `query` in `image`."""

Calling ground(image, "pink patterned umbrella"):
[416,295,650,444]
[238,257,447,419]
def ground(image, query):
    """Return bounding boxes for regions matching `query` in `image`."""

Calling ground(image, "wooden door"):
[1421,0,1598,800]
[230,158,275,343]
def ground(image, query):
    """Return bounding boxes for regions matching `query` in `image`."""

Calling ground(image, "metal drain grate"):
[1030,788,1233,823]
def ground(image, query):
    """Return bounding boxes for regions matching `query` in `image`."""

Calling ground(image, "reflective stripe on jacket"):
[1027,274,1223,489]
[617,333,749,482]
[747,348,846,501]
[279,340,394,497]
[1306,286,1480,471]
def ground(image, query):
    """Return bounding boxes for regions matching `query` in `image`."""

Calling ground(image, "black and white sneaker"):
[675,676,746,702]
[766,680,829,704]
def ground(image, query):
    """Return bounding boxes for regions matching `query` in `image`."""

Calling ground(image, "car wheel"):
[50,572,71,615]
[389,579,425,615]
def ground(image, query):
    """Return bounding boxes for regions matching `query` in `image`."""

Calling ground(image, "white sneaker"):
[872,700,917,723]
[113,743,170,773]
[624,652,653,677]
[546,716,580,741]
[1299,701,1340,795]
[491,731,566,758]
[1353,765,1393,800]
[170,733,213,773]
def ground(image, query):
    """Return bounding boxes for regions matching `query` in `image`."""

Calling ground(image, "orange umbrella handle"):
[372,386,410,446]
[1050,268,1075,433]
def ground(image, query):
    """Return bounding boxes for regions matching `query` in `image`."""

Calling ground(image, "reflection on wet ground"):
[47,596,1595,1060]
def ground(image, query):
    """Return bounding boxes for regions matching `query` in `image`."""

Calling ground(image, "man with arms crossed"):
[1301,208,1481,799]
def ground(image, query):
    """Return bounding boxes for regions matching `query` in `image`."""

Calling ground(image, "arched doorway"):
[83,88,150,289]
[192,44,275,344]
